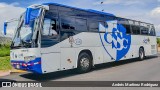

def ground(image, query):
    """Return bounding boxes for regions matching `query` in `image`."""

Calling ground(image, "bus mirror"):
[4,22,7,35]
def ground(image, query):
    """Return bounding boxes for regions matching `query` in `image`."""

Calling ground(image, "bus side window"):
[43,19,51,35]
[89,21,105,32]
[89,21,98,31]
[131,25,140,35]
[141,26,149,35]
[61,16,76,30]
[75,18,87,31]
[118,18,131,34]
[149,26,156,36]
[42,19,59,37]
[41,18,60,47]
[122,24,131,34]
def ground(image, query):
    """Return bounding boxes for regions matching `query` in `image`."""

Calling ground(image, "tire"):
[77,52,92,73]
[139,48,145,60]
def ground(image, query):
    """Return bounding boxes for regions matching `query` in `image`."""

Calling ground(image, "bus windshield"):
[11,8,41,49]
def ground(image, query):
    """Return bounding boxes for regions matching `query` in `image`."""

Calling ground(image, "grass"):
[0,44,12,71]
[0,46,10,57]
[0,56,12,70]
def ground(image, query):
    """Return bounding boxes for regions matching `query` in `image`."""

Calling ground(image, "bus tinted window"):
[75,18,87,31]
[45,9,58,18]
[123,24,131,34]
[118,19,131,34]
[89,22,98,31]
[131,25,140,34]
[41,18,60,47]
[61,16,76,30]
[141,26,149,35]
[149,26,156,36]
[89,21,105,32]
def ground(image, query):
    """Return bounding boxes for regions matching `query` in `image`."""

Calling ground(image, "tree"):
[157,38,160,47]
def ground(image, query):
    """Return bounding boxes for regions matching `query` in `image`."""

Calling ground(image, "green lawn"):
[0,44,11,70]
[0,46,10,57]
[0,56,12,70]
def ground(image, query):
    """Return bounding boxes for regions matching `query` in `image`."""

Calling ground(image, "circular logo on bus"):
[99,20,131,61]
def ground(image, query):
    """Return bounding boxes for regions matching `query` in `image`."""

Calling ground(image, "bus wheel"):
[139,48,145,60]
[77,52,92,73]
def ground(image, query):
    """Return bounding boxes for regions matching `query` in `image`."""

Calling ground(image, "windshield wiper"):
[21,40,32,48]
[11,45,24,49]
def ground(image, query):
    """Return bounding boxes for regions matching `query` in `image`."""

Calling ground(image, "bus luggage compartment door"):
[41,48,61,73]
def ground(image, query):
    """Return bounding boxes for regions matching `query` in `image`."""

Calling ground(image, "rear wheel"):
[77,52,92,73]
[139,48,145,60]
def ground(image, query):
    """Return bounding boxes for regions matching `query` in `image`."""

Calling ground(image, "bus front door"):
[40,18,61,73]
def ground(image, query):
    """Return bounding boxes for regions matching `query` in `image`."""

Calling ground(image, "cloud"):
[10,2,20,6]
[0,3,25,37]
[149,7,160,36]
[156,25,160,31]
[150,7,160,18]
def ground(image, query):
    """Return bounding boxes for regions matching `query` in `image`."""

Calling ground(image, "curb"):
[11,69,26,73]
[0,69,26,77]
[0,71,10,77]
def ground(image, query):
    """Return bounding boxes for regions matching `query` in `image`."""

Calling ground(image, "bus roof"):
[43,3,115,17]
[42,3,153,25]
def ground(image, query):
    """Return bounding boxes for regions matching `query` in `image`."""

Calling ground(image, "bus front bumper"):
[11,58,42,74]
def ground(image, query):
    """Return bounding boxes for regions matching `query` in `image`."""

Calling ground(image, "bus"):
[4,3,157,74]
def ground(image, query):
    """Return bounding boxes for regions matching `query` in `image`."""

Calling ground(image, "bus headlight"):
[24,56,36,63]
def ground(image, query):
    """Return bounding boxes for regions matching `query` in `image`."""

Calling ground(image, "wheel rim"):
[80,58,90,70]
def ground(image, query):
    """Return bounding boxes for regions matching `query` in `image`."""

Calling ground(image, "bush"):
[157,38,160,47]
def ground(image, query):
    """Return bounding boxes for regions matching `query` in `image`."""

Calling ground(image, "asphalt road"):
[0,53,160,82]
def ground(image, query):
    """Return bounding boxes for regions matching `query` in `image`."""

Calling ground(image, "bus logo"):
[75,38,82,45]
[99,21,131,61]
[143,38,150,44]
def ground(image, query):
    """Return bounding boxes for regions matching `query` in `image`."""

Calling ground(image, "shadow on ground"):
[20,56,158,81]
[0,79,16,82]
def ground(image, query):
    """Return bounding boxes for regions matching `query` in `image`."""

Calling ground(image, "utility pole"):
[101,1,104,12]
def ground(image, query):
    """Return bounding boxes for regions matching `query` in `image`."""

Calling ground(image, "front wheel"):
[77,52,92,73]
[139,48,145,60]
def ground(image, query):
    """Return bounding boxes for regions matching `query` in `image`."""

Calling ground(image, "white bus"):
[4,3,157,74]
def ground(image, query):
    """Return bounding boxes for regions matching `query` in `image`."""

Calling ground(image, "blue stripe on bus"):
[11,58,42,74]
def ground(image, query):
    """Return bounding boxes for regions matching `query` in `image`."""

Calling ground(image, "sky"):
[0,0,160,37]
